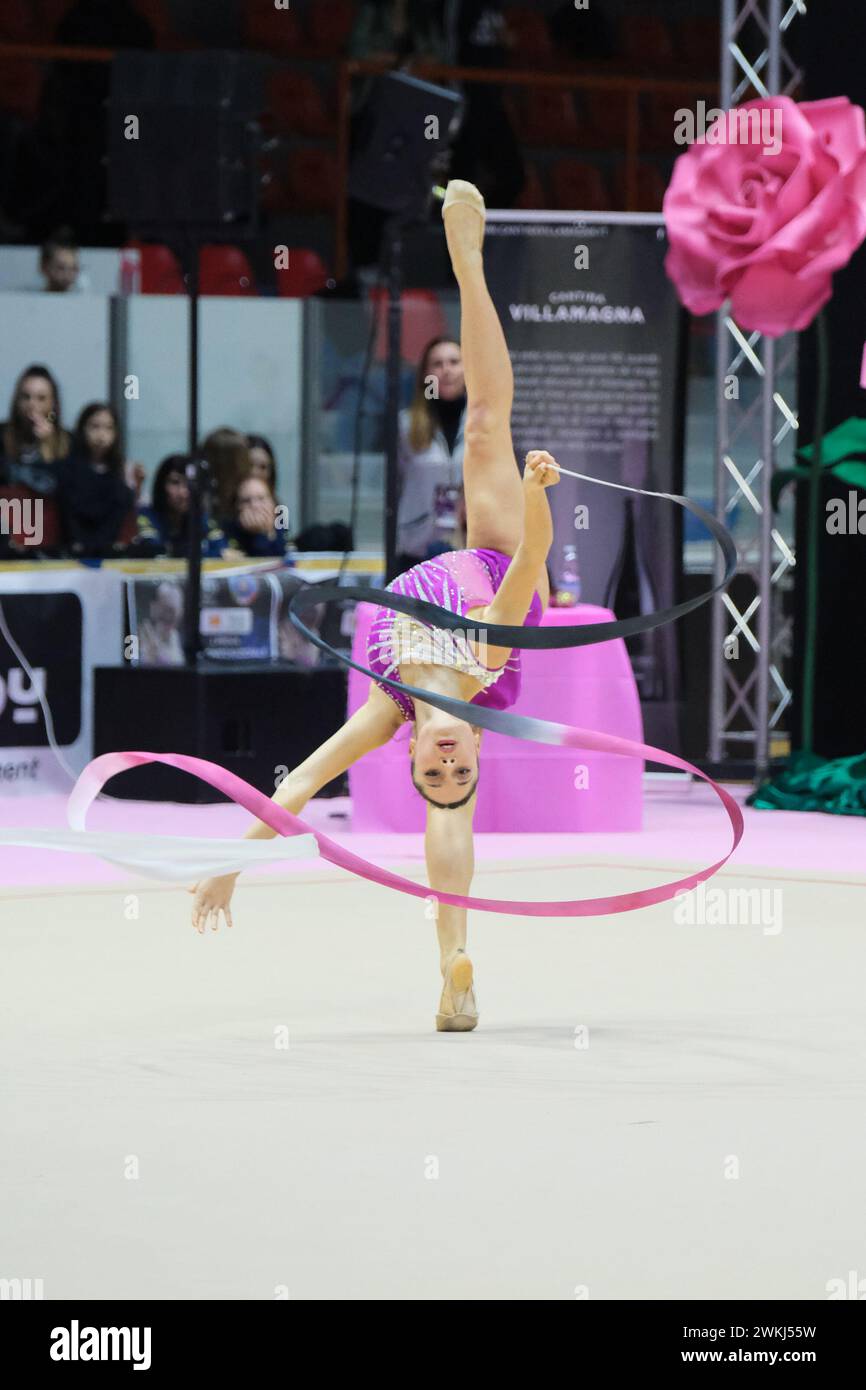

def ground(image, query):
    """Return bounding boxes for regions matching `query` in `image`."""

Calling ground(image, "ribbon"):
[0,826,319,883]
[64,746,742,918]
[0,476,742,918]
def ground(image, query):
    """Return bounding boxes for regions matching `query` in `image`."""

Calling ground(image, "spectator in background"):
[350,0,448,63]
[395,336,467,572]
[246,434,278,492]
[57,402,135,557]
[201,427,252,528]
[446,2,524,208]
[40,229,83,292]
[0,364,70,496]
[129,454,225,559]
[223,474,289,559]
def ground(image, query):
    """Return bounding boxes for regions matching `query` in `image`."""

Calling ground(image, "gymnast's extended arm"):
[189,686,401,931]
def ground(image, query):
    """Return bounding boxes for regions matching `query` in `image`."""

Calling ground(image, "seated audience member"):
[223,474,289,558]
[58,402,135,557]
[0,364,71,557]
[130,454,225,559]
[246,433,278,492]
[39,229,84,292]
[201,427,252,526]
[0,364,70,496]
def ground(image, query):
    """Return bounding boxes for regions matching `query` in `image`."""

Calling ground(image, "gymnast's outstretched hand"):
[188,874,237,933]
[524,450,561,489]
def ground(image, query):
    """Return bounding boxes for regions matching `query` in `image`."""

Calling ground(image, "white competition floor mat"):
[2,857,864,1300]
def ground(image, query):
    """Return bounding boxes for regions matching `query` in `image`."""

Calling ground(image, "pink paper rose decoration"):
[663,95,866,336]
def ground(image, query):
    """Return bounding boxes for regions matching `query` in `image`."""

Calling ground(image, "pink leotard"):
[366,548,544,723]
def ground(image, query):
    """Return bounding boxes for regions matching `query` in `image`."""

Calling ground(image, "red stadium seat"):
[505,8,554,66]
[515,160,548,210]
[116,508,140,548]
[523,89,582,146]
[306,0,356,57]
[643,91,694,154]
[617,16,675,69]
[286,146,339,214]
[0,486,61,551]
[0,1,37,41]
[578,89,630,150]
[128,241,185,294]
[550,159,612,212]
[368,288,450,365]
[275,247,330,298]
[198,245,258,296]
[0,59,44,120]
[245,1,304,55]
[267,71,336,138]
[677,17,721,75]
[133,0,177,45]
[612,161,668,213]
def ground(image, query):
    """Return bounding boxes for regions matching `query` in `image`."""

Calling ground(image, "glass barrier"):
[0,283,796,570]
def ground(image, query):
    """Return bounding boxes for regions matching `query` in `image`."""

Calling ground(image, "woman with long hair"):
[201,427,252,526]
[395,336,467,573]
[130,454,226,559]
[58,401,135,557]
[246,434,278,493]
[0,364,70,495]
[223,471,289,559]
[190,182,558,1034]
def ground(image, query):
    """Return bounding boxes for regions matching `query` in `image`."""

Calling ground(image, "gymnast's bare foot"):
[442,180,486,270]
[436,947,479,1032]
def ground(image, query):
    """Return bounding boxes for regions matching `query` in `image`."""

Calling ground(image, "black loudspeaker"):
[107,51,264,230]
[348,70,461,216]
[93,664,347,804]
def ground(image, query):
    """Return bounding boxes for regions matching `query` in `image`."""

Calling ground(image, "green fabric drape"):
[748,751,866,816]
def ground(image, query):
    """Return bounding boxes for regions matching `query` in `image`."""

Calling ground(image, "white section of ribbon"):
[0,829,319,883]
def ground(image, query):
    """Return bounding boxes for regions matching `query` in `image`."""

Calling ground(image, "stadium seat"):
[505,8,555,66]
[198,245,258,296]
[514,159,547,210]
[0,59,44,120]
[0,486,61,552]
[275,247,330,298]
[550,159,612,212]
[578,89,630,150]
[523,89,582,146]
[306,0,356,57]
[286,146,339,214]
[677,17,721,74]
[128,241,185,294]
[368,288,450,365]
[267,71,336,138]
[245,2,304,55]
[133,0,176,45]
[643,91,694,154]
[0,1,37,42]
[612,160,667,212]
[617,16,675,69]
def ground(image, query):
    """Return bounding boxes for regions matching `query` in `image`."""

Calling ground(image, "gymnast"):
[190,181,559,1032]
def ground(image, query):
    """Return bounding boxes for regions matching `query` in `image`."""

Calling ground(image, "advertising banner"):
[484,212,686,750]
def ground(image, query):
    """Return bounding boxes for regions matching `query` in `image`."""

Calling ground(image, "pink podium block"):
[347,602,644,832]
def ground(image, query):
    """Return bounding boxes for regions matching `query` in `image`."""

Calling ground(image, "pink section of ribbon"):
[68,740,743,918]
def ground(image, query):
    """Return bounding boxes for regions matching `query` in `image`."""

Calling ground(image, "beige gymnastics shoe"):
[435,948,479,1032]
[441,179,486,258]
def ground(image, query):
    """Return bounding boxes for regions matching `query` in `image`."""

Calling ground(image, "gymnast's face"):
[409,720,480,807]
